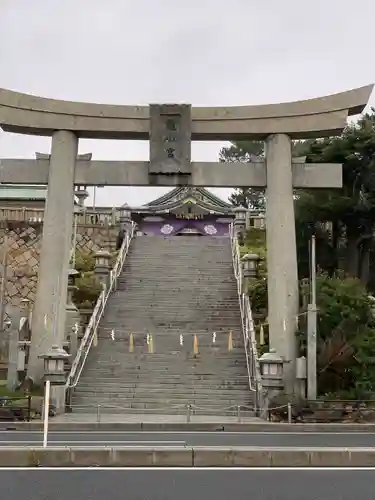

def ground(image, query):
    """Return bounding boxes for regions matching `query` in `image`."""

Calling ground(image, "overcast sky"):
[0,0,375,207]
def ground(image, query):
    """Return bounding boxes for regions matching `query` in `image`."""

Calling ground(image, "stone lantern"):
[233,206,247,235]
[94,250,112,289]
[117,204,133,248]
[39,345,70,386]
[259,348,284,398]
[119,204,132,229]
[242,253,260,279]
[241,252,261,293]
[74,185,89,207]
[68,268,79,288]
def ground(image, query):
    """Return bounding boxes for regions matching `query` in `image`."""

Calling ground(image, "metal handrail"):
[229,223,264,415]
[243,293,266,413]
[65,222,136,395]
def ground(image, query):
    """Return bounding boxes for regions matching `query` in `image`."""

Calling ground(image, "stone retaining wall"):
[0,222,119,310]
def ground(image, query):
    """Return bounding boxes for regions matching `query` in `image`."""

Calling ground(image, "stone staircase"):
[72,235,253,415]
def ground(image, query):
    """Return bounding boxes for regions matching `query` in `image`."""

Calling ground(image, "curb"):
[1,447,375,467]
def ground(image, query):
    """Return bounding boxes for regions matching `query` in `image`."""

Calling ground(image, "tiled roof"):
[145,187,231,208]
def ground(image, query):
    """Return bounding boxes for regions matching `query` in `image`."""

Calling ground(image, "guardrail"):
[229,223,265,417]
[65,222,136,406]
[63,403,258,423]
[0,206,119,226]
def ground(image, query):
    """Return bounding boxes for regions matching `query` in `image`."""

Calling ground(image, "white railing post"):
[43,379,51,448]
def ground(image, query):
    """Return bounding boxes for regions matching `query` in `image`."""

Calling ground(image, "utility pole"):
[93,186,96,211]
[0,231,8,331]
[71,211,78,268]
[307,233,317,400]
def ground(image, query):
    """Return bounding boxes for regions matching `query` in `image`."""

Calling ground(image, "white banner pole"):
[42,380,51,448]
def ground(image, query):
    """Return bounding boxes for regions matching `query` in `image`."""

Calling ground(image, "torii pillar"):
[265,134,299,393]
[27,132,79,382]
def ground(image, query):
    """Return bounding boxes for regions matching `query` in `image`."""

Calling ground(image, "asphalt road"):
[0,469,374,499]
[1,430,375,447]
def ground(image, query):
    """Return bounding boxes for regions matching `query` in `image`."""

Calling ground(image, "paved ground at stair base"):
[2,447,375,467]
[53,413,260,423]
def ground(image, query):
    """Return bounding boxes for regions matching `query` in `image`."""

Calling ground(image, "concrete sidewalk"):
[53,413,261,424]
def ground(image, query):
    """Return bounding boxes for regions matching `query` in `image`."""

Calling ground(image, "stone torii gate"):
[0,85,373,389]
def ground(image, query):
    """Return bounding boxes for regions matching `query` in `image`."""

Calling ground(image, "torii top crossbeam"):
[0,85,373,140]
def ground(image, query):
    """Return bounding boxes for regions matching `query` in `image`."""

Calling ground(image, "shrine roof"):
[144,187,232,209]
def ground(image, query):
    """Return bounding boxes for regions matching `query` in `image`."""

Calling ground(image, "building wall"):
[0,221,119,310]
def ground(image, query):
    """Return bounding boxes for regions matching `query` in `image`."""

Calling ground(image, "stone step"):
[97,328,242,334]
[71,403,253,413]
[107,296,239,302]
[79,374,250,382]
[103,306,240,312]
[85,351,245,359]
[74,379,247,389]
[74,388,250,398]
[87,361,246,367]
[72,400,251,410]
[81,370,248,379]
[97,327,242,334]
[84,363,247,371]
[73,394,250,404]
[80,365,248,374]
[93,340,243,346]
[84,358,246,365]
[76,377,249,386]
[87,350,245,357]
[75,382,250,391]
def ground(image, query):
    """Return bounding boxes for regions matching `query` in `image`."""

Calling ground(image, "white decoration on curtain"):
[204,224,217,235]
[161,224,174,235]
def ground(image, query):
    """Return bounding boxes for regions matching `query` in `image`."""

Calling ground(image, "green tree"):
[73,250,95,273]
[221,140,312,209]
[73,272,102,309]
[220,141,265,209]
[221,112,375,285]
[71,250,103,308]
[219,140,264,162]
[302,272,375,397]
[297,110,375,284]
[247,257,375,396]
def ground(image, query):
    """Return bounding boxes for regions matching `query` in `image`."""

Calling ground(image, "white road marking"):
[0,440,187,446]
[1,431,375,436]
[0,466,374,471]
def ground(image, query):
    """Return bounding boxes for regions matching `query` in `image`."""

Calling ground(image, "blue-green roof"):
[0,184,47,200]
